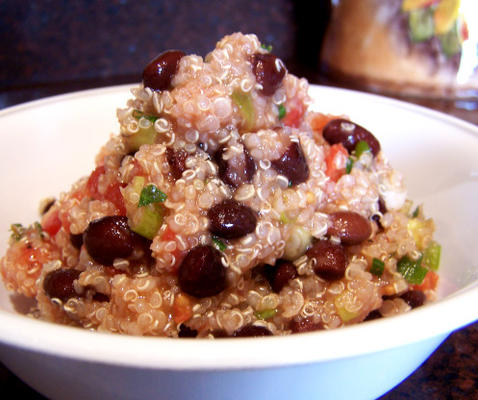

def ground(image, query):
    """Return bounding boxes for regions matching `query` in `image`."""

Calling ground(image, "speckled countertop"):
[1,1,477,399]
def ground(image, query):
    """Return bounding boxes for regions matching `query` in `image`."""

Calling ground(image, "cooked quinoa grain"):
[0,33,441,338]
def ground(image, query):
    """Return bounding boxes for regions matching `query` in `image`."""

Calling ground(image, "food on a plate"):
[0,33,441,338]
[321,0,477,98]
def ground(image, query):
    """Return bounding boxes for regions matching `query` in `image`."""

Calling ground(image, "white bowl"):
[0,85,477,400]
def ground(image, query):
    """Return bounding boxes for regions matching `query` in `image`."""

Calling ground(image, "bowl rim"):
[0,84,477,371]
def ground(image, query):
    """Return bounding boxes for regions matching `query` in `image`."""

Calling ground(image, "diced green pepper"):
[439,22,461,57]
[408,8,435,42]
[397,255,428,285]
[370,258,385,277]
[132,110,159,123]
[278,104,286,120]
[139,184,167,207]
[130,203,164,240]
[124,118,158,153]
[354,140,371,158]
[261,43,273,52]
[254,308,277,320]
[423,241,441,271]
[231,89,255,131]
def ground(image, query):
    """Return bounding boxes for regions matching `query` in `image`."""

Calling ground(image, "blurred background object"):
[320,0,478,123]
[0,1,477,399]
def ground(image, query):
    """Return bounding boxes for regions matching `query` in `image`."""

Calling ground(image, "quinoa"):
[0,33,440,338]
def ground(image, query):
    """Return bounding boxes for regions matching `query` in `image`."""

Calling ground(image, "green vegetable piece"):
[212,236,227,252]
[10,223,25,241]
[278,104,286,120]
[423,241,441,271]
[411,206,420,218]
[132,110,159,123]
[439,22,461,57]
[261,43,273,52]
[408,8,434,42]
[370,258,385,277]
[231,89,255,131]
[397,255,428,285]
[354,140,371,158]
[283,225,312,261]
[345,157,354,174]
[124,119,158,153]
[139,184,167,207]
[130,204,164,240]
[254,308,277,320]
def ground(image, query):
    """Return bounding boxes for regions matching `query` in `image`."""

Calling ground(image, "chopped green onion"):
[278,104,286,120]
[354,140,371,157]
[260,43,273,52]
[411,206,419,218]
[423,241,441,271]
[132,109,159,123]
[397,255,428,285]
[130,204,164,240]
[254,308,277,320]
[138,184,167,207]
[370,258,385,277]
[345,157,354,174]
[10,223,25,241]
[212,236,227,252]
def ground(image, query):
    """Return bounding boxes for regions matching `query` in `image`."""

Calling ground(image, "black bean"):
[323,118,381,156]
[92,292,110,302]
[251,53,286,96]
[166,147,188,180]
[43,269,81,302]
[364,309,382,321]
[290,317,323,333]
[233,325,273,337]
[70,232,84,249]
[214,146,256,188]
[400,290,426,309]
[178,324,198,338]
[271,141,309,186]
[211,329,229,338]
[306,240,347,280]
[128,233,155,270]
[178,245,226,298]
[327,211,372,245]
[264,260,298,293]
[208,199,257,239]
[143,50,185,91]
[83,216,134,265]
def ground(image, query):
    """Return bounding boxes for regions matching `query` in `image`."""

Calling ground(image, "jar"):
[320,0,478,101]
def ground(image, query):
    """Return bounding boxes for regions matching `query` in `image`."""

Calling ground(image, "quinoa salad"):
[0,33,441,338]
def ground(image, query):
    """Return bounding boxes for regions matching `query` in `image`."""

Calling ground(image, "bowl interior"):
[0,85,477,369]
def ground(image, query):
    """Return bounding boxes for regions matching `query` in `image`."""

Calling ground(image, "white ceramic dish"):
[0,85,477,400]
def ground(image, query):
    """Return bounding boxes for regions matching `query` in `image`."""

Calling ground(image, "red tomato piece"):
[325,143,349,182]
[42,209,62,237]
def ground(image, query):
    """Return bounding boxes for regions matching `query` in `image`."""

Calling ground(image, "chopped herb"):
[132,109,159,123]
[34,221,45,238]
[254,308,277,320]
[412,206,419,218]
[212,236,227,252]
[370,258,385,277]
[138,184,167,207]
[397,255,428,285]
[288,180,293,188]
[354,140,371,157]
[278,104,286,120]
[345,157,354,174]
[261,43,273,52]
[423,241,441,271]
[10,223,25,241]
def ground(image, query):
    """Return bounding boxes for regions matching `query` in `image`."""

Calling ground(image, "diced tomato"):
[460,20,469,41]
[42,208,62,237]
[325,143,349,182]
[86,165,126,215]
[86,165,106,199]
[413,270,439,292]
[283,102,305,128]
[173,293,193,324]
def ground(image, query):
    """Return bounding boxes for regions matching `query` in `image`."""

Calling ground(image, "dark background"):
[1,1,477,399]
